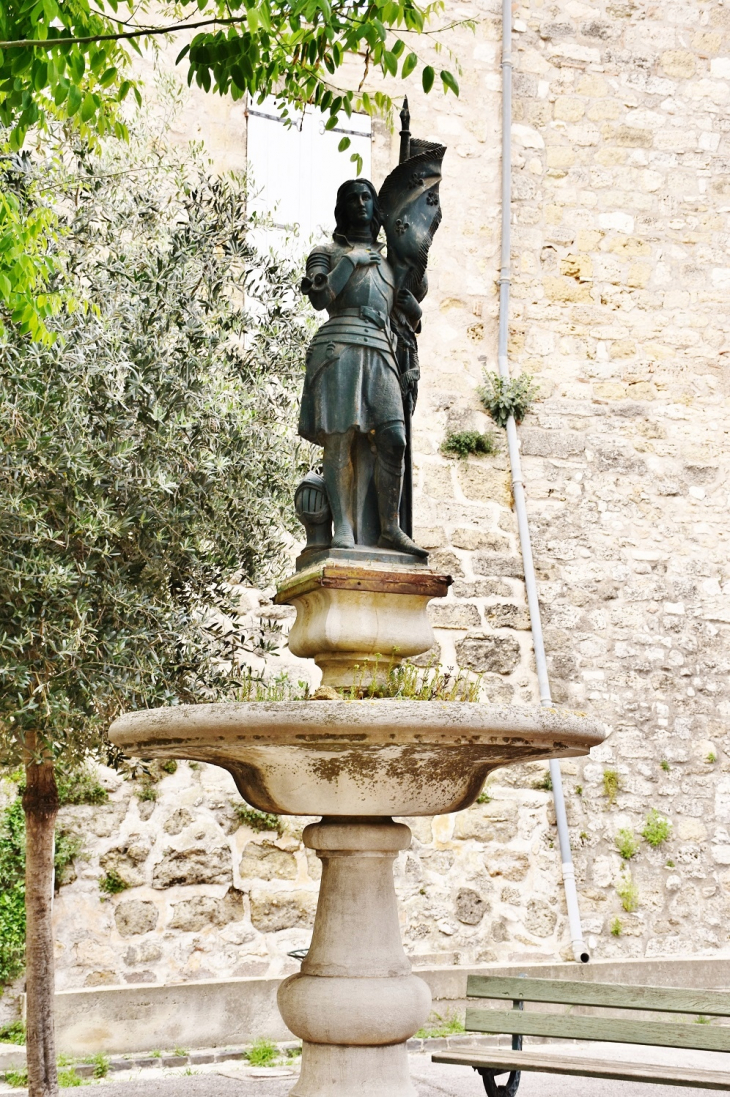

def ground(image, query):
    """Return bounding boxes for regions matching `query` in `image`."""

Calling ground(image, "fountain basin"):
[110,700,603,817]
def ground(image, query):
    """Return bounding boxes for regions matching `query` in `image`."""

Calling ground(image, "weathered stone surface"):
[486,850,530,881]
[428,602,482,629]
[152,846,232,889]
[100,837,151,888]
[524,899,558,938]
[472,554,525,579]
[114,901,159,938]
[455,888,489,925]
[168,889,244,932]
[484,604,531,630]
[454,802,519,843]
[455,633,522,675]
[250,890,317,933]
[164,808,193,835]
[239,842,297,881]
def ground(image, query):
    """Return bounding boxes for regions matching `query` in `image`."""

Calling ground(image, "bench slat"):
[465,1008,730,1053]
[467,977,730,1018]
[432,1049,730,1090]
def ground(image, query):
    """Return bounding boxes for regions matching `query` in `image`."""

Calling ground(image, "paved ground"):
[59,1049,724,1097]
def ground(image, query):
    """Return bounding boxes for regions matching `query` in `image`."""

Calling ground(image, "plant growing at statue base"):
[642,809,672,848]
[441,431,498,460]
[478,372,540,428]
[246,1040,278,1067]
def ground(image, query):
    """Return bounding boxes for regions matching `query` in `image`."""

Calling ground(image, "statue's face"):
[343,183,373,229]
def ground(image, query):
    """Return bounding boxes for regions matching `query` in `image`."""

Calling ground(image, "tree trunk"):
[22,736,59,1097]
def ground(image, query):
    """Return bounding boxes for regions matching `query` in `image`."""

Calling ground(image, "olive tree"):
[0,125,309,1096]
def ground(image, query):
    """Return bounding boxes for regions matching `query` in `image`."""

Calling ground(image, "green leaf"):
[441,69,459,96]
[383,50,397,76]
[66,84,82,116]
[0,273,11,299]
[337,135,351,151]
[391,38,405,58]
[422,66,434,93]
[402,52,418,78]
[80,93,96,122]
[324,114,338,130]
[99,66,118,88]
[350,151,363,175]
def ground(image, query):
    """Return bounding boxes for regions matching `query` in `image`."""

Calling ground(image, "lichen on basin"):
[109,700,604,817]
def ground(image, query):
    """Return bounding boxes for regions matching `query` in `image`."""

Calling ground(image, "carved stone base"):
[277,818,431,1097]
[275,558,451,688]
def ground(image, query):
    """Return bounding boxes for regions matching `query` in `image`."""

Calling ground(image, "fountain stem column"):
[277,817,431,1097]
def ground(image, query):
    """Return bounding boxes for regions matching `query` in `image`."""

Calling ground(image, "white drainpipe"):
[498,0,589,964]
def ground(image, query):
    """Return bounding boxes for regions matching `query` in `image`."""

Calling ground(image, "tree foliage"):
[0,125,310,773]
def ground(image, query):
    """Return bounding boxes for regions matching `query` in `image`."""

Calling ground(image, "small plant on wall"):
[441,431,498,460]
[641,809,672,848]
[615,828,640,860]
[479,372,540,428]
[616,871,639,913]
[603,769,620,805]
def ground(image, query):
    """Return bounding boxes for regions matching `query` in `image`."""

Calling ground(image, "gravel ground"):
[4,1050,717,1097]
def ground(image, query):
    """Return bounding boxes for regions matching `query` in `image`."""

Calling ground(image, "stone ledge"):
[44,954,730,1056]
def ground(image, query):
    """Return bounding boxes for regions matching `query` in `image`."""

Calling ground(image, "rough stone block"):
[169,890,244,932]
[428,602,482,630]
[239,842,297,881]
[454,887,490,925]
[455,632,522,675]
[250,890,316,933]
[484,604,531,631]
[152,846,232,889]
[458,464,512,506]
[524,898,558,938]
[472,554,525,579]
[451,528,511,552]
[114,901,159,938]
[660,50,697,78]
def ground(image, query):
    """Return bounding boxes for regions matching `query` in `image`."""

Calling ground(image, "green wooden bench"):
[432,975,730,1095]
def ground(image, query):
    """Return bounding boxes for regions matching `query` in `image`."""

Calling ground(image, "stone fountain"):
[109,107,604,1097]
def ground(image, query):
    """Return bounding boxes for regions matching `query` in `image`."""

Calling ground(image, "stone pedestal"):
[277,818,430,1097]
[275,558,451,687]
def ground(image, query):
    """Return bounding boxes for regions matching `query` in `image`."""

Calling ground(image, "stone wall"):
[4,0,729,1001]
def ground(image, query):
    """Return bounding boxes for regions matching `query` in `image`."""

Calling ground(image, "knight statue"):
[296,101,445,566]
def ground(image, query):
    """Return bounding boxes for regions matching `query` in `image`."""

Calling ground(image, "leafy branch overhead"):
[0,0,465,151]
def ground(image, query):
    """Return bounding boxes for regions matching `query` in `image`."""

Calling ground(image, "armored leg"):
[323,430,356,549]
[374,422,427,559]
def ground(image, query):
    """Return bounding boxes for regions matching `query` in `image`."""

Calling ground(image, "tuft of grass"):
[173,1048,189,1058]
[0,1021,25,1045]
[616,872,639,913]
[642,809,672,848]
[476,790,491,805]
[441,430,498,460]
[610,917,622,937]
[615,828,640,861]
[666,859,675,868]
[415,1013,466,1039]
[706,752,717,764]
[660,759,671,773]
[479,372,540,428]
[58,1067,87,1087]
[579,831,589,841]
[99,870,129,895]
[234,804,282,834]
[695,1016,712,1025]
[151,1050,162,1059]
[247,1039,278,1067]
[90,1054,109,1079]
[603,769,620,805]
[136,783,158,803]
[160,760,178,775]
[532,772,553,792]
[4,1069,28,1088]
[575,785,583,796]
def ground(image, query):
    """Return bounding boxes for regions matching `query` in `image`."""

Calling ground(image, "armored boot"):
[375,449,428,559]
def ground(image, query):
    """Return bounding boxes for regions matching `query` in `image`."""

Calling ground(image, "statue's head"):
[334,179,381,243]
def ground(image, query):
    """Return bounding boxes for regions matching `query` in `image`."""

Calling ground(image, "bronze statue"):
[297,103,445,565]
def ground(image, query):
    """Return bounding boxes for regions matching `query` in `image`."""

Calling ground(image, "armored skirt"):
[298,338,404,444]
